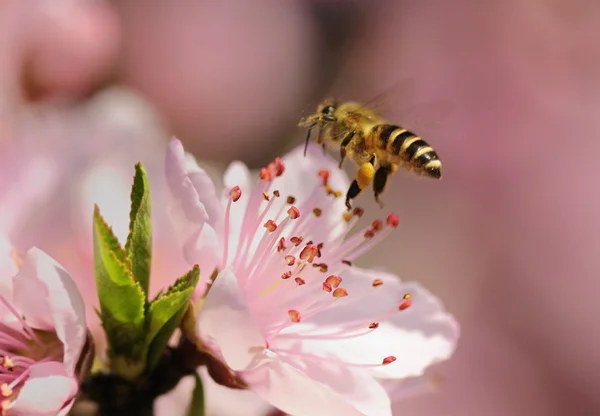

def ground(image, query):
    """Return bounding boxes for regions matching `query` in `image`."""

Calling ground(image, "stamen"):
[285,256,295,266]
[332,288,348,298]
[287,206,300,219]
[288,310,301,323]
[294,277,306,286]
[372,279,383,287]
[325,275,342,288]
[0,296,42,346]
[313,208,322,217]
[399,293,412,310]
[264,220,277,232]
[281,271,292,280]
[387,213,399,228]
[322,283,332,293]
[382,356,397,365]
[369,322,379,329]
[277,237,286,252]
[286,196,296,204]
[0,384,11,397]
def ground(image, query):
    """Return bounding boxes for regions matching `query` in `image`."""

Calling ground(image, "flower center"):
[0,291,63,412]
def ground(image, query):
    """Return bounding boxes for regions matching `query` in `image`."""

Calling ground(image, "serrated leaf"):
[93,206,146,360]
[125,163,152,297]
[187,372,205,416]
[145,266,200,370]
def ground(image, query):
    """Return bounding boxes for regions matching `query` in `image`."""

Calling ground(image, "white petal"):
[286,267,459,380]
[247,143,352,246]
[197,268,265,371]
[165,137,222,266]
[13,249,87,375]
[11,361,78,416]
[184,152,223,228]
[243,358,391,416]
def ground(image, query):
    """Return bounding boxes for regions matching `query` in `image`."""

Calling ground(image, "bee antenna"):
[304,123,315,156]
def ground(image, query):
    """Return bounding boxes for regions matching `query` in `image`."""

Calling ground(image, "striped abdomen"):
[373,124,442,179]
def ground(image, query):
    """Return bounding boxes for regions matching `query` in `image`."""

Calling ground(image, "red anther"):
[274,157,285,176]
[387,213,400,228]
[332,288,348,298]
[294,277,306,286]
[372,219,383,231]
[290,236,303,246]
[273,190,281,197]
[313,208,323,217]
[262,192,270,201]
[382,356,397,365]
[325,275,342,288]
[277,237,286,252]
[316,243,324,258]
[399,299,412,310]
[342,212,353,223]
[281,271,292,280]
[286,196,296,204]
[372,279,383,287]
[342,260,352,266]
[364,229,375,239]
[318,169,330,185]
[299,245,318,263]
[260,167,272,181]
[288,310,301,322]
[288,206,301,219]
[229,186,242,202]
[285,255,295,266]
[322,282,332,293]
[264,220,277,232]
[305,240,314,246]
[353,207,365,217]
[369,322,379,329]
[312,263,328,272]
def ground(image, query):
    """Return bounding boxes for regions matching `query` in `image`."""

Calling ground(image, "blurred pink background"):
[2,0,599,415]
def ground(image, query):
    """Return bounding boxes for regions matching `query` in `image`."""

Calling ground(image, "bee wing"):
[350,79,455,133]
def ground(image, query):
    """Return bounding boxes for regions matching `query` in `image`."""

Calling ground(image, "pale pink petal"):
[197,268,265,371]
[244,358,391,416]
[286,267,458,380]
[267,143,351,242]
[12,248,86,375]
[11,361,78,416]
[0,230,15,319]
[184,152,223,229]
[165,137,214,264]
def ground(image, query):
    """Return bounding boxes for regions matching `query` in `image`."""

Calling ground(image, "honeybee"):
[298,99,442,210]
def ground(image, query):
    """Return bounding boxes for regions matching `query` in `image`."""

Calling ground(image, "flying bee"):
[298,98,442,210]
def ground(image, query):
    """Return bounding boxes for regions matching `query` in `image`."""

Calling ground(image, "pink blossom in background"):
[0,240,87,416]
[165,137,458,415]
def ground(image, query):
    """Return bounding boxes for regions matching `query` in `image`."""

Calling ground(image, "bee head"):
[316,99,338,122]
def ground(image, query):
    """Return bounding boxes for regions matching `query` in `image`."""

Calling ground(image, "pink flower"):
[166,137,459,416]
[0,237,87,416]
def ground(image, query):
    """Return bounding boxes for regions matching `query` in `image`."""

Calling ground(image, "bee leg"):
[345,153,376,210]
[373,164,393,209]
[304,123,315,156]
[338,130,355,169]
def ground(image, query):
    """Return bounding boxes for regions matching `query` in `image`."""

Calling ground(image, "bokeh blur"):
[2,0,599,415]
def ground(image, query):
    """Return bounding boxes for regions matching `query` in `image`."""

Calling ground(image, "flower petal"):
[165,137,221,265]
[10,361,78,416]
[198,268,265,371]
[285,267,459,380]
[184,152,223,228]
[12,248,86,375]
[267,143,351,242]
[243,358,391,416]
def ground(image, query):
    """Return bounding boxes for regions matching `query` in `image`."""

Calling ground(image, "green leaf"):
[93,206,146,362]
[187,372,205,416]
[125,163,152,297]
[145,266,200,370]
